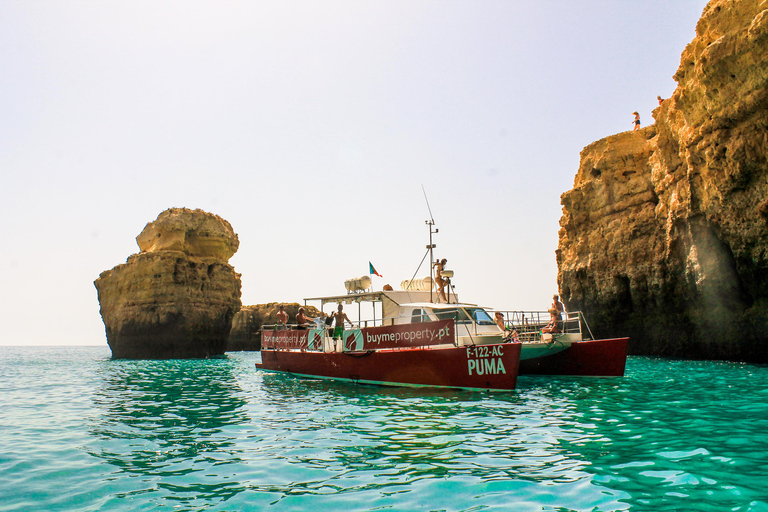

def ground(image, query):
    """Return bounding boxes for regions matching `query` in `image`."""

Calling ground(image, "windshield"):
[433,308,471,323]
[466,308,495,326]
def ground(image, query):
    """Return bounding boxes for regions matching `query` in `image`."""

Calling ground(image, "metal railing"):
[493,311,594,342]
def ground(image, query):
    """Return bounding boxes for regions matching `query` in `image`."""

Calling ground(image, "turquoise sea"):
[1,346,767,511]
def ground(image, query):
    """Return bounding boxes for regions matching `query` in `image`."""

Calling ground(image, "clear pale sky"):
[1,0,709,346]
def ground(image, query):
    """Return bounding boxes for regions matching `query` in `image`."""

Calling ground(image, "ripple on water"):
[1,349,768,511]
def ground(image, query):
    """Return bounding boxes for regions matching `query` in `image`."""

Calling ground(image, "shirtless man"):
[433,258,448,302]
[276,304,288,329]
[332,304,353,340]
[296,307,314,330]
[552,295,566,319]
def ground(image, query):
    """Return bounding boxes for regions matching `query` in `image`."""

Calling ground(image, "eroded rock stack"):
[95,208,242,359]
[557,0,768,362]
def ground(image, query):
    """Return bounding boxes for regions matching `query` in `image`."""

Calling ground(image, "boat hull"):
[518,337,629,376]
[257,342,522,391]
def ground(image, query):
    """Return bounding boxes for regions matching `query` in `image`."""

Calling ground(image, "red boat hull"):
[257,343,522,391]
[518,337,629,376]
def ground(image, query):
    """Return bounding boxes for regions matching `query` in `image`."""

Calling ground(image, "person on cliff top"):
[296,307,314,330]
[276,304,288,329]
[332,304,354,340]
[433,258,448,302]
[657,95,664,105]
[632,111,640,131]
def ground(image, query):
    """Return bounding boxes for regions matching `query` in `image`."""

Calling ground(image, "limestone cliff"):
[95,208,242,359]
[558,0,768,362]
[227,303,322,351]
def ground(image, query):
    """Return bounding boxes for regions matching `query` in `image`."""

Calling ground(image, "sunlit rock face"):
[95,208,242,359]
[557,0,768,362]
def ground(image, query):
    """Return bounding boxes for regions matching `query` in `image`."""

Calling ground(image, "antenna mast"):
[423,185,438,302]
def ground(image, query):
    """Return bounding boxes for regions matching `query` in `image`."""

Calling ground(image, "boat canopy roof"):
[303,290,494,321]
[305,290,458,308]
[398,302,483,310]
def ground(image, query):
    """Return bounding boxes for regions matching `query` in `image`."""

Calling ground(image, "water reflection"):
[88,357,249,507]
[249,371,625,509]
[526,358,768,511]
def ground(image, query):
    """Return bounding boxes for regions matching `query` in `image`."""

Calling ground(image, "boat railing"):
[494,310,593,342]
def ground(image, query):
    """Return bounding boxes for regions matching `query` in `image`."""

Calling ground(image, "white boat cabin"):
[305,289,504,347]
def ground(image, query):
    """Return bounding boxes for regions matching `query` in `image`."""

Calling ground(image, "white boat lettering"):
[466,346,503,358]
[467,357,506,376]
[365,326,451,345]
[263,332,305,346]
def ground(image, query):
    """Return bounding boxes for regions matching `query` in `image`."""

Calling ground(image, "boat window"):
[467,308,496,326]
[434,308,472,324]
[411,308,428,323]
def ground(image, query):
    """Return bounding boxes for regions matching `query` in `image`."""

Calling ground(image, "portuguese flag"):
[369,262,382,277]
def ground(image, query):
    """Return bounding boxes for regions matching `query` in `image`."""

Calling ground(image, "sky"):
[0,0,710,346]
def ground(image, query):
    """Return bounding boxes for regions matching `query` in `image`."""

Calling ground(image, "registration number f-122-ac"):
[466,345,507,376]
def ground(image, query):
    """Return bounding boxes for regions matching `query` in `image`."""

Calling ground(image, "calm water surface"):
[1,346,767,511]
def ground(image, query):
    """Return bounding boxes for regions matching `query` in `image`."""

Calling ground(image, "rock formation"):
[95,208,242,359]
[227,303,322,351]
[557,0,768,362]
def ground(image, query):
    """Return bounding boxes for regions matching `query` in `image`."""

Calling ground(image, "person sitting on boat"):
[276,304,288,330]
[541,313,560,334]
[542,296,566,334]
[296,307,314,330]
[494,311,506,331]
[433,258,448,302]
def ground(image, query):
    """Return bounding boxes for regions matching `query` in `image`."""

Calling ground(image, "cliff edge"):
[557,0,768,362]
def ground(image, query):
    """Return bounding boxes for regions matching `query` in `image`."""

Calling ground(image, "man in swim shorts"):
[332,304,353,340]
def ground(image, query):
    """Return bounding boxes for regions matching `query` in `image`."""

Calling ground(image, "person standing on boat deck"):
[276,304,288,330]
[296,307,314,330]
[552,295,566,319]
[552,294,566,331]
[314,312,327,330]
[433,258,448,302]
[324,312,334,337]
[332,304,353,340]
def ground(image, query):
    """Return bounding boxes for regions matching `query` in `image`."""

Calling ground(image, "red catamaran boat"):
[256,287,522,391]
[256,219,627,388]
